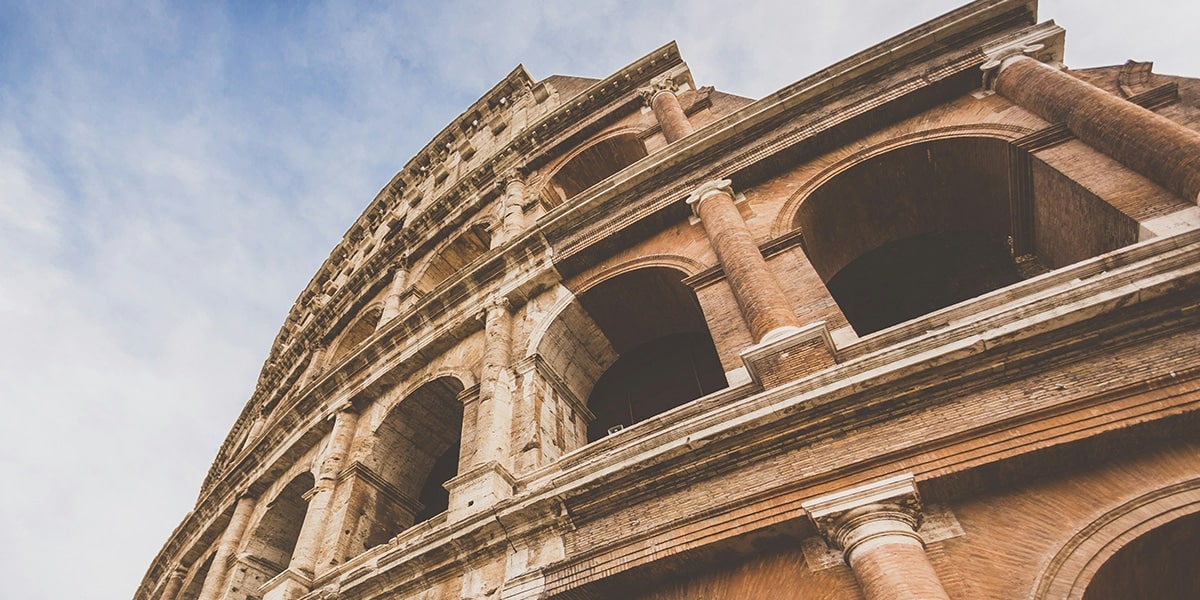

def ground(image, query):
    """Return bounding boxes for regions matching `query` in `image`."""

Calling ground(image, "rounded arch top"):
[771,124,1035,239]
[571,254,707,296]
[1031,478,1200,600]
[327,303,384,366]
[528,127,650,209]
[408,220,494,295]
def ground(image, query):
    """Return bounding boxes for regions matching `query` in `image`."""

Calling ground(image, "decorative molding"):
[1127,81,1180,110]
[802,474,922,544]
[338,461,425,517]
[685,178,745,224]
[1013,123,1074,152]
[637,73,681,106]
[1031,477,1200,600]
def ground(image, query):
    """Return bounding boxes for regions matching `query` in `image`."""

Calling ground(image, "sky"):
[0,1,1196,598]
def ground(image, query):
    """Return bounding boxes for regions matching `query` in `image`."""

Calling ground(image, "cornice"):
[201,45,689,495]
[540,13,1060,281]
[282,224,1198,600]
[147,217,1200,600]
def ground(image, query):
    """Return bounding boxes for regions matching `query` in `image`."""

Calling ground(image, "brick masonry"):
[137,3,1200,600]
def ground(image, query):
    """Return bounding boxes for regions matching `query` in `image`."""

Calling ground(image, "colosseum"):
[137,1,1200,598]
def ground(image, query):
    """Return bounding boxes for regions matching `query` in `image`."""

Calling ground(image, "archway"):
[795,136,1138,335]
[239,472,314,587]
[1082,512,1200,600]
[413,224,491,295]
[369,377,465,535]
[328,306,382,365]
[575,267,726,442]
[537,132,648,208]
[176,554,213,600]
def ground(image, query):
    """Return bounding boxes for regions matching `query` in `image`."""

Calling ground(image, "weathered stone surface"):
[138,2,1200,600]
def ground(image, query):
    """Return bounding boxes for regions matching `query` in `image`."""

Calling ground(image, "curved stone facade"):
[139,1,1200,599]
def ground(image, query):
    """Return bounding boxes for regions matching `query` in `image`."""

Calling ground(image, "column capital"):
[327,403,361,420]
[498,166,527,188]
[388,255,411,275]
[980,42,1045,90]
[685,179,744,220]
[802,474,923,554]
[637,74,680,107]
[456,383,482,405]
[478,294,511,320]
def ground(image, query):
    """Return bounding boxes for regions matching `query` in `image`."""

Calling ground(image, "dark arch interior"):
[177,553,213,600]
[796,136,1137,336]
[244,472,314,575]
[578,268,726,442]
[372,377,464,536]
[330,306,382,364]
[414,437,460,524]
[826,230,1021,335]
[415,224,491,294]
[1083,512,1200,600]
[541,133,648,207]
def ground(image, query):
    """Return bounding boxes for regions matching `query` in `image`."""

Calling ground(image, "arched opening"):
[539,133,648,208]
[796,136,1138,335]
[576,267,726,442]
[329,306,382,364]
[414,224,491,295]
[177,553,213,600]
[368,377,465,537]
[240,472,313,586]
[1083,512,1200,600]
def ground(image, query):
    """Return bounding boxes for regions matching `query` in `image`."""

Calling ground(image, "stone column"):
[803,474,951,600]
[377,264,409,326]
[474,296,514,467]
[287,407,360,578]
[687,179,801,343]
[639,77,693,143]
[993,52,1200,203]
[157,567,187,600]
[492,171,528,248]
[446,297,517,520]
[196,494,256,600]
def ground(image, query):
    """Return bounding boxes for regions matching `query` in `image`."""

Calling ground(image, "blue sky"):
[1,1,1196,598]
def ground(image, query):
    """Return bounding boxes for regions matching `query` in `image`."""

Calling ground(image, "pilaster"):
[493,169,528,248]
[447,296,517,519]
[156,567,186,600]
[287,408,360,581]
[377,263,410,326]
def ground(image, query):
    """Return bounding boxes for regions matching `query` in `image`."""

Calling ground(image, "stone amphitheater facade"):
[138,1,1200,599]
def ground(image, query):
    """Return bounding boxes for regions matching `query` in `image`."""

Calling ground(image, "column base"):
[445,461,517,521]
[258,569,311,600]
[740,321,837,387]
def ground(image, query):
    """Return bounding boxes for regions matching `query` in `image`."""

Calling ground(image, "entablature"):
[540,13,1062,282]
[301,222,1200,600]
[205,45,691,492]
